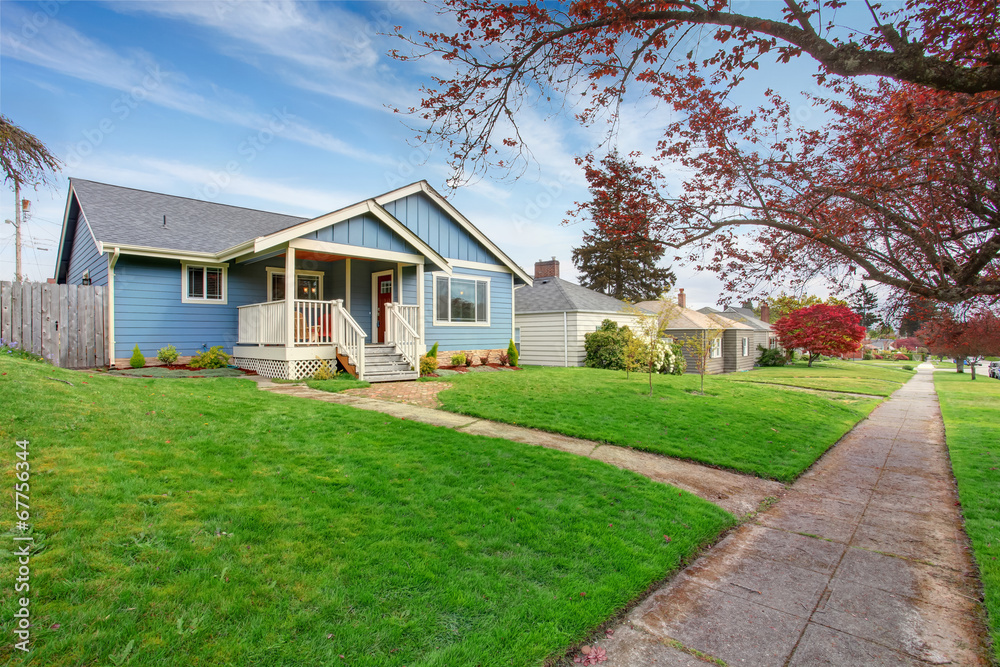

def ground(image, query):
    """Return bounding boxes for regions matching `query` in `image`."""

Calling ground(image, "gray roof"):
[723,306,773,331]
[71,178,308,254]
[515,277,647,314]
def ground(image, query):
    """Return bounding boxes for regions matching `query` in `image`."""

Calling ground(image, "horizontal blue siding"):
[382,193,499,263]
[423,267,513,350]
[67,213,108,286]
[304,213,419,255]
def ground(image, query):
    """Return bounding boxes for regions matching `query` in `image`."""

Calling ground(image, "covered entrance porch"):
[231,239,427,381]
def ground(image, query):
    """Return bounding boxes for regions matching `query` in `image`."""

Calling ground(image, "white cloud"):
[0,5,389,164]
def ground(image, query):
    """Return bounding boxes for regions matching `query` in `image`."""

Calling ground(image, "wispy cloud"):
[111,0,417,113]
[0,5,390,164]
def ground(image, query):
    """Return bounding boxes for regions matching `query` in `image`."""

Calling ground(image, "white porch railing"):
[237,299,367,377]
[237,300,285,345]
[385,302,419,369]
[395,304,420,334]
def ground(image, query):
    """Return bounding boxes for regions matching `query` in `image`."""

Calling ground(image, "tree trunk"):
[808,352,818,367]
[971,360,977,380]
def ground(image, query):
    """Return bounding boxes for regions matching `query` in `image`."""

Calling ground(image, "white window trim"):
[710,336,722,358]
[266,267,325,301]
[371,269,395,342]
[181,262,228,304]
[431,272,491,327]
[742,337,749,356]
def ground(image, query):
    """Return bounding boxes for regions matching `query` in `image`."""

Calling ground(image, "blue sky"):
[0,0,861,308]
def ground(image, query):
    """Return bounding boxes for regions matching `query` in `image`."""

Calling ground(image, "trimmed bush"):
[507,339,519,368]
[189,346,231,369]
[130,345,145,369]
[451,352,467,367]
[156,344,179,365]
[584,319,624,369]
[756,345,787,367]
[419,354,438,376]
[499,353,509,366]
[428,342,439,359]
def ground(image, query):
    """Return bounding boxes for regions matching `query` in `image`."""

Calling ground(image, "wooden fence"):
[0,281,109,369]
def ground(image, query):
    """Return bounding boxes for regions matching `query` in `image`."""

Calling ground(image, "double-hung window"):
[434,275,489,325]
[741,337,749,356]
[710,336,722,358]
[182,263,227,304]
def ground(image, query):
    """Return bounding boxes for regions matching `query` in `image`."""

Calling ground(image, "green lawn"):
[0,357,733,666]
[934,372,1000,662]
[433,366,880,481]
[306,375,371,392]
[726,360,916,396]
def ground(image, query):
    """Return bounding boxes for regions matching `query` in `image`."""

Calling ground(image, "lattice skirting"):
[234,357,335,380]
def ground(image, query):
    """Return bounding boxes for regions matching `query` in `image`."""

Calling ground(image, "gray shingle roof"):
[71,178,308,254]
[515,277,648,314]
[723,307,773,331]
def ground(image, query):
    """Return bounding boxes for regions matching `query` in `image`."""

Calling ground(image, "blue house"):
[54,179,532,380]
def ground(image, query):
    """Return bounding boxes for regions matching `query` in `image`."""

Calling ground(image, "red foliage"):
[918,310,1000,377]
[894,337,919,351]
[773,304,866,366]
[393,0,1000,304]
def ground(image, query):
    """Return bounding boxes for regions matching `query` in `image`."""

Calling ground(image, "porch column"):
[416,262,425,352]
[285,245,296,347]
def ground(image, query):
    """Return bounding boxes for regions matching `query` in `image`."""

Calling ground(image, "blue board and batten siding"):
[66,213,109,286]
[302,213,419,255]
[382,194,496,263]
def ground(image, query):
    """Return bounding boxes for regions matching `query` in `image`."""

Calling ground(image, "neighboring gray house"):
[699,306,773,370]
[514,259,649,366]
[638,289,755,374]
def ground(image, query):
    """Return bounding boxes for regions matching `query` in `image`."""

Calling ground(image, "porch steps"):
[362,343,419,383]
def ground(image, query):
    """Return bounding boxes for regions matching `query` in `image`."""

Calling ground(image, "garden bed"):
[104,365,249,378]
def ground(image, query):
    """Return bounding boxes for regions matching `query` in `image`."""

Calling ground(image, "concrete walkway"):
[599,364,991,665]
[253,377,782,517]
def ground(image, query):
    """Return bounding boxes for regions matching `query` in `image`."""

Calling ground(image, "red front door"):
[376,274,393,343]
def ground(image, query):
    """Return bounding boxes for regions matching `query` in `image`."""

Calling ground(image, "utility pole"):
[5,181,24,282]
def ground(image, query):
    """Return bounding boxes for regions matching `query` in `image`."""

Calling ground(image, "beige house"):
[636,289,756,374]
[514,259,650,366]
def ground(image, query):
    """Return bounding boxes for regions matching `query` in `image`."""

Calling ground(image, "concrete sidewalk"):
[599,364,991,665]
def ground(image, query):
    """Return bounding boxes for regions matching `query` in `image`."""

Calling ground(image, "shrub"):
[419,354,438,376]
[465,354,473,367]
[313,359,336,380]
[451,352,467,366]
[479,355,489,365]
[756,345,786,367]
[894,353,910,361]
[189,346,231,369]
[499,352,509,366]
[156,344,179,365]
[130,345,145,369]
[863,349,873,360]
[584,319,624,369]
[507,339,519,368]
[668,341,686,374]
[902,364,914,371]
[428,342,439,359]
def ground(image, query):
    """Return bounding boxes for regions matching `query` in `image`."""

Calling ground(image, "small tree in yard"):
[627,297,683,397]
[773,304,866,367]
[683,322,725,396]
[918,311,1000,380]
[621,327,645,380]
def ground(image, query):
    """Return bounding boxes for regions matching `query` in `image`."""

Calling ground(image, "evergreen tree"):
[568,152,675,302]
[849,284,881,331]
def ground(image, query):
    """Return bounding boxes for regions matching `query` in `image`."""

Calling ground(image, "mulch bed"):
[425,363,521,377]
[104,365,249,378]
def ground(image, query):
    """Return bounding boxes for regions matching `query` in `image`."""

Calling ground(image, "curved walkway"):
[599,364,991,665]
[253,378,782,517]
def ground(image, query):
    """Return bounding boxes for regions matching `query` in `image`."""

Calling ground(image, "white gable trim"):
[374,181,533,285]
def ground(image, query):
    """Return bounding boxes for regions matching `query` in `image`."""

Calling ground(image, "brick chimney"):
[677,288,686,309]
[534,257,559,279]
[760,301,771,323]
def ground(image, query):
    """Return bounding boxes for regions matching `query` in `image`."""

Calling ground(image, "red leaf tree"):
[894,337,919,352]
[917,311,1000,379]
[773,304,866,366]
[393,0,1000,304]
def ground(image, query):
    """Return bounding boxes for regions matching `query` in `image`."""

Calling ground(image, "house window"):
[710,337,722,358]
[434,274,489,325]
[266,268,324,301]
[182,263,227,304]
[742,337,749,356]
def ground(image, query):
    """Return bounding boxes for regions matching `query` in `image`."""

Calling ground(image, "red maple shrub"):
[918,311,1000,379]
[894,337,919,351]
[773,304,866,367]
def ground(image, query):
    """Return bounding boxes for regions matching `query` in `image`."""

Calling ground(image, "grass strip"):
[434,366,880,481]
[934,372,1000,663]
